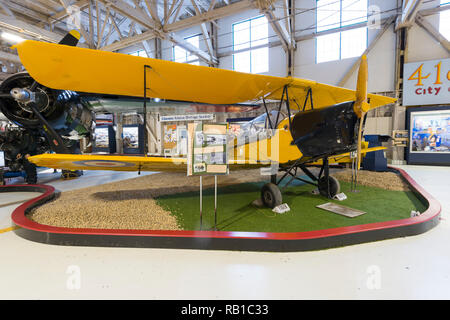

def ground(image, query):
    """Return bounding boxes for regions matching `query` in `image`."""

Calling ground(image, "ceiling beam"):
[190,0,217,65]
[263,10,291,52]
[46,0,89,25]
[396,0,423,30]
[0,51,21,64]
[167,0,252,32]
[100,0,253,52]
[415,13,450,54]
[134,25,153,57]
[100,0,218,64]
[101,0,160,32]
[255,0,293,52]
[0,12,65,43]
[168,32,218,65]
[420,3,450,16]
[0,0,15,17]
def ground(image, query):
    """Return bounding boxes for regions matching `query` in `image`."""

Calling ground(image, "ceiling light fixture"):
[1,32,25,43]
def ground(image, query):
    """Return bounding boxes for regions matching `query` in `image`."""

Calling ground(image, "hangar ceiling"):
[0,0,263,79]
[0,0,448,82]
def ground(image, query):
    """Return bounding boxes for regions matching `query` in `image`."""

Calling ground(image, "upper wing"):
[15,40,396,110]
[272,79,397,111]
[14,40,289,105]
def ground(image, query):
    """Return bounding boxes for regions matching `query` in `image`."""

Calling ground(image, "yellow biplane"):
[0,32,395,208]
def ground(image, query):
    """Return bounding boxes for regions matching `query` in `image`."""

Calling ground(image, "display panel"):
[410,110,450,153]
[122,125,143,155]
[0,151,4,167]
[93,125,116,153]
[94,127,110,149]
[123,126,139,150]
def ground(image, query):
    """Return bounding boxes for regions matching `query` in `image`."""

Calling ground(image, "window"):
[232,16,269,74]
[316,0,368,63]
[130,49,147,57]
[173,34,200,65]
[440,0,450,41]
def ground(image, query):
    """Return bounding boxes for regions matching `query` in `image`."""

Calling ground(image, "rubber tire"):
[24,162,37,185]
[261,183,283,209]
[61,170,83,180]
[318,175,340,198]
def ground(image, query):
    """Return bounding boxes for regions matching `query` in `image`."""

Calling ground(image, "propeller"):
[8,30,82,154]
[352,55,370,185]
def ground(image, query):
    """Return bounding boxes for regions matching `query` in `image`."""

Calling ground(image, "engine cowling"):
[0,72,95,153]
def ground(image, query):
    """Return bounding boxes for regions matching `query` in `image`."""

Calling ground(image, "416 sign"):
[403,58,450,106]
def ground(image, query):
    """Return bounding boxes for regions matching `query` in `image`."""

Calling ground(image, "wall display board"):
[163,124,178,155]
[0,151,4,167]
[403,58,450,106]
[393,130,409,147]
[93,125,116,153]
[406,106,450,165]
[123,125,144,154]
[177,125,188,156]
[187,123,228,176]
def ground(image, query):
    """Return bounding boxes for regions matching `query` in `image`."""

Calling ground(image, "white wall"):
[292,0,398,91]
[214,0,403,91]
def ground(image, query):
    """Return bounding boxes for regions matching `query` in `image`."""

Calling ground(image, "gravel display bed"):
[29,168,409,230]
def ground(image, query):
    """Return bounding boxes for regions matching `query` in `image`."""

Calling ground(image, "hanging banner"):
[160,114,214,122]
[403,58,450,106]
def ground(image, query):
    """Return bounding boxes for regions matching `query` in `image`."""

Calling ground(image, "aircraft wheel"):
[261,183,282,209]
[61,170,83,180]
[24,164,37,184]
[318,176,340,198]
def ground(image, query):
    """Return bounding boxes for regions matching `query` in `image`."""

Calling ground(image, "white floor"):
[0,165,449,300]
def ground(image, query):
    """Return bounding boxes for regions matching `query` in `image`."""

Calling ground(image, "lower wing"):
[28,146,386,173]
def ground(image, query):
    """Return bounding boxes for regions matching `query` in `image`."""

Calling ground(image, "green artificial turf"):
[155,177,428,233]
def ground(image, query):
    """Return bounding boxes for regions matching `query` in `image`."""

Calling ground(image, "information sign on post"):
[187,122,229,176]
[187,122,228,231]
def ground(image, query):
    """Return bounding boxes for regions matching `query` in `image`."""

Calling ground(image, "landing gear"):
[260,157,340,208]
[62,170,83,180]
[318,175,340,198]
[261,183,283,209]
[23,160,37,184]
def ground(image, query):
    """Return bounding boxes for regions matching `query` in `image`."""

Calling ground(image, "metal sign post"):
[199,175,203,230]
[350,151,359,193]
[187,122,228,231]
[214,175,217,231]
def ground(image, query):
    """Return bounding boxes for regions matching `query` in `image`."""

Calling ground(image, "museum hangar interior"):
[0,0,449,300]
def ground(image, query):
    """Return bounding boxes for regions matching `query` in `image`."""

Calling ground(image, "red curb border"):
[2,166,441,251]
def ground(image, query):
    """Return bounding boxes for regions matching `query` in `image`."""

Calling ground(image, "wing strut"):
[262,98,274,130]
[143,64,152,157]
[273,85,293,131]
[302,88,314,112]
